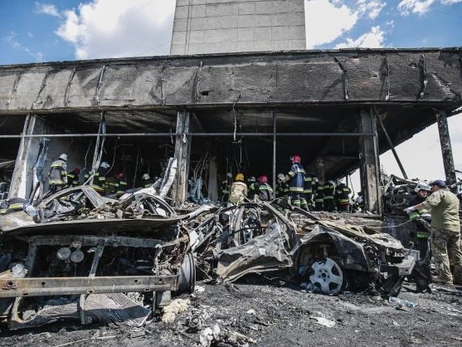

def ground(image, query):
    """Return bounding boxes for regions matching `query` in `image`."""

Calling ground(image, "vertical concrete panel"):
[171,0,305,54]
[358,109,382,214]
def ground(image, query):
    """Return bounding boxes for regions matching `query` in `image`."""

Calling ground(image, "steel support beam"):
[24,235,175,248]
[0,275,178,298]
[0,132,375,139]
[358,109,382,214]
[374,110,408,179]
[436,110,457,190]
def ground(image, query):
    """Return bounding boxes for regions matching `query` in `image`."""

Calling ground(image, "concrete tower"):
[170,0,306,55]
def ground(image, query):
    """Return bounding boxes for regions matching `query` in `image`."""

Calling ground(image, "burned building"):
[0,48,461,212]
[0,47,462,330]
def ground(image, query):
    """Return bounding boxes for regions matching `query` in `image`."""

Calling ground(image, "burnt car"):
[0,186,195,329]
[192,201,415,297]
[292,221,415,296]
[192,201,298,282]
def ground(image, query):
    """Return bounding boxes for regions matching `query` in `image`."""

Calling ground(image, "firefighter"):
[406,182,432,260]
[141,173,153,188]
[220,172,233,204]
[229,173,248,204]
[276,173,289,198]
[322,180,336,212]
[313,177,323,211]
[115,172,128,197]
[90,161,110,195]
[66,168,81,188]
[403,182,433,291]
[256,175,273,201]
[287,155,307,209]
[304,173,316,210]
[247,176,257,201]
[48,153,68,193]
[335,180,351,212]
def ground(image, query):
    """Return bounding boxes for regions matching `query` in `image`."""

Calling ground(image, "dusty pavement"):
[1,277,462,347]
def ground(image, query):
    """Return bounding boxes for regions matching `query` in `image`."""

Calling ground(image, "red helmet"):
[116,172,125,179]
[291,155,301,164]
[258,175,268,183]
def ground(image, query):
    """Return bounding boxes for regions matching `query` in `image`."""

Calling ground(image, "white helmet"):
[142,173,150,180]
[100,161,110,169]
[59,153,68,161]
[277,173,286,181]
[414,181,431,193]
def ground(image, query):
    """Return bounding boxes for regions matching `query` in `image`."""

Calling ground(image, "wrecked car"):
[192,202,298,282]
[0,185,195,330]
[292,221,415,296]
[191,201,415,297]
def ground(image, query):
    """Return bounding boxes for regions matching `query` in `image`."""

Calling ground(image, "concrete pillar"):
[435,110,457,190]
[358,109,382,214]
[172,110,191,204]
[8,114,46,200]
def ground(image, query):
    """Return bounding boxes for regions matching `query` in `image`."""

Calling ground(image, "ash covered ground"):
[1,277,462,347]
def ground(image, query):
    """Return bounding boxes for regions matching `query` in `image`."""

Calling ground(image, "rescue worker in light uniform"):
[229,173,248,205]
[256,175,274,201]
[335,180,351,212]
[405,179,462,285]
[287,155,307,209]
[48,153,68,193]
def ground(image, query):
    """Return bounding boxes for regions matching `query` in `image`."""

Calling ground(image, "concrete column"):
[173,110,191,204]
[358,109,382,214]
[8,114,45,200]
[435,110,457,190]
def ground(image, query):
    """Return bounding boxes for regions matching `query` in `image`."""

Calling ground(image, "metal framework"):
[0,275,178,298]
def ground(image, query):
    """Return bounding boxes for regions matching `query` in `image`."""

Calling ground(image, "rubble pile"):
[0,186,424,332]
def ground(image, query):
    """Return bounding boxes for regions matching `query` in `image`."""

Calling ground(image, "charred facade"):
[0,48,461,213]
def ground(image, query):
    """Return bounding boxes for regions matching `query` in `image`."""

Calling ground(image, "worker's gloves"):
[404,206,415,214]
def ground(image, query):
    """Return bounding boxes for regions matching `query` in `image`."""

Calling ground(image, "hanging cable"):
[232,94,241,142]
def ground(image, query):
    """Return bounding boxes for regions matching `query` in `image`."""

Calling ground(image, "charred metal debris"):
[0,184,417,330]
